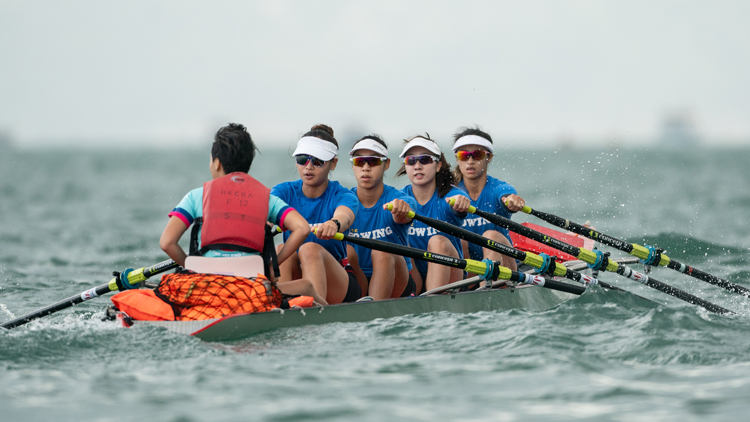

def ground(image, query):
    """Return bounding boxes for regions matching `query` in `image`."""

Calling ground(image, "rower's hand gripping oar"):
[1,259,178,329]
[319,229,586,296]
[450,199,733,315]
[385,204,629,294]
[516,204,750,299]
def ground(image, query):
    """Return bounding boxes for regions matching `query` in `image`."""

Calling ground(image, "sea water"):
[1,146,749,421]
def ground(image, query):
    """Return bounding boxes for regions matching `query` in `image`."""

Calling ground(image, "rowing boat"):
[117,283,573,342]
[111,257,640,342]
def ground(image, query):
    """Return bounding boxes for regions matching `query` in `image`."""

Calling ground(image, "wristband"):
[330,219,341,232]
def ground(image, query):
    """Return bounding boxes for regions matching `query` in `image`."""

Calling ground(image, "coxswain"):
[158,123,328,305]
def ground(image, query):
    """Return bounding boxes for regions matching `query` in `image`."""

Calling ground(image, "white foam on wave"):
[1,303,15,319]
[19,310,120,334]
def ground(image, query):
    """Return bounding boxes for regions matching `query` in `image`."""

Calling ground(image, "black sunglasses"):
[404,155,439,166]
[295,155,326,167]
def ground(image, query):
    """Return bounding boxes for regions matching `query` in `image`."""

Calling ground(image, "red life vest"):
[200,172,270,254]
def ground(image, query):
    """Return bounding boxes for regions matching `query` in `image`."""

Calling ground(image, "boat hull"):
[129,285,575,342]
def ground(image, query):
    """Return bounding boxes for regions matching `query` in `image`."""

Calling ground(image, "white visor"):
[349,138,389,157]
[451,135,494,154]
[399,138,442,159]
[292,136,338,161]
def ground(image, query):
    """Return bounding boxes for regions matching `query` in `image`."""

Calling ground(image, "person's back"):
[159,123,327,305]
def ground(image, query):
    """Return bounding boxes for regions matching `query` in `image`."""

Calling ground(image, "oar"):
[1,259,178,329]
[325,231,586,296]
[517,205,750,298]
[386,204,628,293]
[452,200,733,315]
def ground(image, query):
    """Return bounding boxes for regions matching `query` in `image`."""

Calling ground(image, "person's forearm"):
[277,229,307,264]
[162,242,187,267]
[331,213,353,232]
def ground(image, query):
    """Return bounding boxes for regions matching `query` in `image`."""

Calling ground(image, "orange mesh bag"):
[156,272,282,321]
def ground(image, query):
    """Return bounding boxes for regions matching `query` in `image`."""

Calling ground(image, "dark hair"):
[354,134,388,151]
[396,134,455,198]
[452,127,494,183]
[303,124,338,149]
[211,123,258,174]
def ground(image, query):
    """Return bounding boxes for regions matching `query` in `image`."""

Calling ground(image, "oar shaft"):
[469,207,618,272]
[1,281,116,329]
[525,206,634,252]
[406,212,528,262]
[402,207,622,292]
[468,207,733,314]
[334,233,585,296]
[616,265,733,315]
[340,232,488,276]
[665,260,750,297]
[524,206,750,297]
[1,259,178,330]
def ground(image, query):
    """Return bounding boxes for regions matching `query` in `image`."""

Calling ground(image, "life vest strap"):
[188,218,280,279]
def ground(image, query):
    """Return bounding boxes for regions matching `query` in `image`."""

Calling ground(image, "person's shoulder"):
[187,186,203,195]
[273,179,302,189]
[447,186,469,198]
[271,180,301,194]
[487,175,517,194]
[328,180,348,190]
[385,184,416,205]
[383,184,401,198]
[269,193,288,207]
[182,186,203,202]
[328,180,356,197]
[400,184,414,195]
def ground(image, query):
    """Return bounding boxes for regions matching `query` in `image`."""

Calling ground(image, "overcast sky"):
[1,0,749,148]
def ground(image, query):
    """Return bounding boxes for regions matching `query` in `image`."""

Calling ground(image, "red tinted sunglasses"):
[455,150,491,161]
[351,156,386,167]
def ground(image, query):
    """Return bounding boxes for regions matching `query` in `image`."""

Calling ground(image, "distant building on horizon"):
[660,112,700,147]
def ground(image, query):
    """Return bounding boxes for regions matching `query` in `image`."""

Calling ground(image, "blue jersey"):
[271,180,359,262]
[347,185,417,276]
[401,185,469,276]
[457,175,518,260]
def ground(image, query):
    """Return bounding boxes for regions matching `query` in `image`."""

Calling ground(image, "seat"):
[184,255,266,278]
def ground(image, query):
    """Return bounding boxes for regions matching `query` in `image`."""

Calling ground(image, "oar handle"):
[384,202,416,219]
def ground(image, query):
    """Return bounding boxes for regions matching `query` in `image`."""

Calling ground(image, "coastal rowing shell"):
[122,284,575,342]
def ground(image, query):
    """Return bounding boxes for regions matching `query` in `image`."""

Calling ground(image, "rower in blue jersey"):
[396,135,471,294]
[271,124,361,304]
[346,135,418,300]
[452,127,526,270]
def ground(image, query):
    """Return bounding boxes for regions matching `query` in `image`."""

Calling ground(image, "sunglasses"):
[295,155,326,167]
[455,150,491,161]
[404,155,439,166]
[351,156,386,167]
